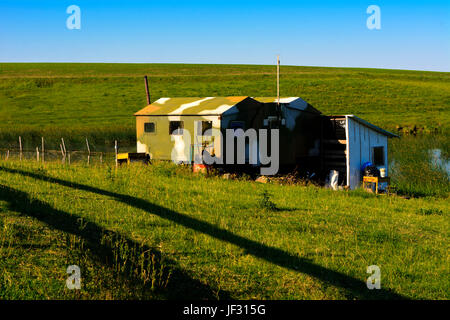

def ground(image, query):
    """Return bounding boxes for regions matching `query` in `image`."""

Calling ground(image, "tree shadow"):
[0,166,407,299]
[0,183,229,300]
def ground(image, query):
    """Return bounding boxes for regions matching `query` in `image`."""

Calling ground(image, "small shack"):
[134,96,397,189]
[134,96,324,168]
[134,96,261,162]
[321,115,397,189]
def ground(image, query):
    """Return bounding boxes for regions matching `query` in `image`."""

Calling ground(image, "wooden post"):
[61,138,67,156]
[6,150,9,161]
[60,144,65,163]
[19,136,22,161]
[115,140,118,168]
[100,152,103,164]
[86,138,91,165]
[36,147,39,162]
[41,137,45,163]
[144,76,151,105]
[68,152,71,165]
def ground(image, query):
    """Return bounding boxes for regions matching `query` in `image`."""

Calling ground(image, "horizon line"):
[0,61,448,73]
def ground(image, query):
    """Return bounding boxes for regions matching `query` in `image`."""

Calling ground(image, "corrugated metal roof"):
[346,115,398,138]
[134,96,249,116]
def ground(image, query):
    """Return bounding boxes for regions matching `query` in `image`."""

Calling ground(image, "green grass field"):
[0,63,448,300]
[0,63,449,150]
[0,160,448,299]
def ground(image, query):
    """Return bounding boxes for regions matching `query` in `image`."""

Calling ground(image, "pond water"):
[429,149,450,177]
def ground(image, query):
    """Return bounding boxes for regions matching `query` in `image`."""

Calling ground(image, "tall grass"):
[0,125,135,152]
[389,134,449,197]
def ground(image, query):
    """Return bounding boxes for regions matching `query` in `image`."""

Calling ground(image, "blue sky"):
[0,0,449,71]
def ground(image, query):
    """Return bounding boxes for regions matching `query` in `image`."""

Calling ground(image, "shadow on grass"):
[0,183,229,300]
[0,166,407,299]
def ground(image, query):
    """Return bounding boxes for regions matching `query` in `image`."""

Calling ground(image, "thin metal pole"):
[277,55,280,105]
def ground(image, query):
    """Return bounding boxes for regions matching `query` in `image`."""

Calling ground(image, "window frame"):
[202,121,213,136]
[144,122,156,134]
[197,120,213,136]
[169,121,184,136]
[372,146,385,166]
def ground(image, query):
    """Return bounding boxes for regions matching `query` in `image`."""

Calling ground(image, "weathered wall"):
[136,115,221,162]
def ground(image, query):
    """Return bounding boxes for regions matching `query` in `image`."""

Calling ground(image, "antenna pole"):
[277,55,280,105]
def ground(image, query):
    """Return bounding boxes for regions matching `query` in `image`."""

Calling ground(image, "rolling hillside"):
[0,63,448,150]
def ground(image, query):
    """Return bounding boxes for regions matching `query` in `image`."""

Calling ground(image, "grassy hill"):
[0,63,448,150]
[0,160,448,299]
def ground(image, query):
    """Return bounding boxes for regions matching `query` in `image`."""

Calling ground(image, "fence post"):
[61,138,67,156]
[36,147,39,162]
[41,137,45,163]
[115,140,118,168]
[86,138,91,165]
[6,150,9,161]
[100,152,103,164]
[19,136,22,161]
[60,144,65,163]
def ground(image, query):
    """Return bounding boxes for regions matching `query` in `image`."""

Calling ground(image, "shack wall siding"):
[136,115,221,162]
[347,117,389,189]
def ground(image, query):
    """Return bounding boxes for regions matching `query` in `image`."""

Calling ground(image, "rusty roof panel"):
[134,96,250,116]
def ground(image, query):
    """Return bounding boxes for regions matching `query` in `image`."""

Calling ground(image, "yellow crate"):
[117,153,149,165]
[362,176,391,195]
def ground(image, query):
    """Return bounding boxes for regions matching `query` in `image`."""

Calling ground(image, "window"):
[263,116,279,129]
[372,146,385,166]
[197,121,213,136]
[144,122,155,133]
[169,121,184,135]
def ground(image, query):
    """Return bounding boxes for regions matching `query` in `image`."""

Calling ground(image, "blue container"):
[361,161,373,171]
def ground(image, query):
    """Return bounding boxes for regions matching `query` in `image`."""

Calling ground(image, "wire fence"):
[0,136,124,166]
[0,148,119,165]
